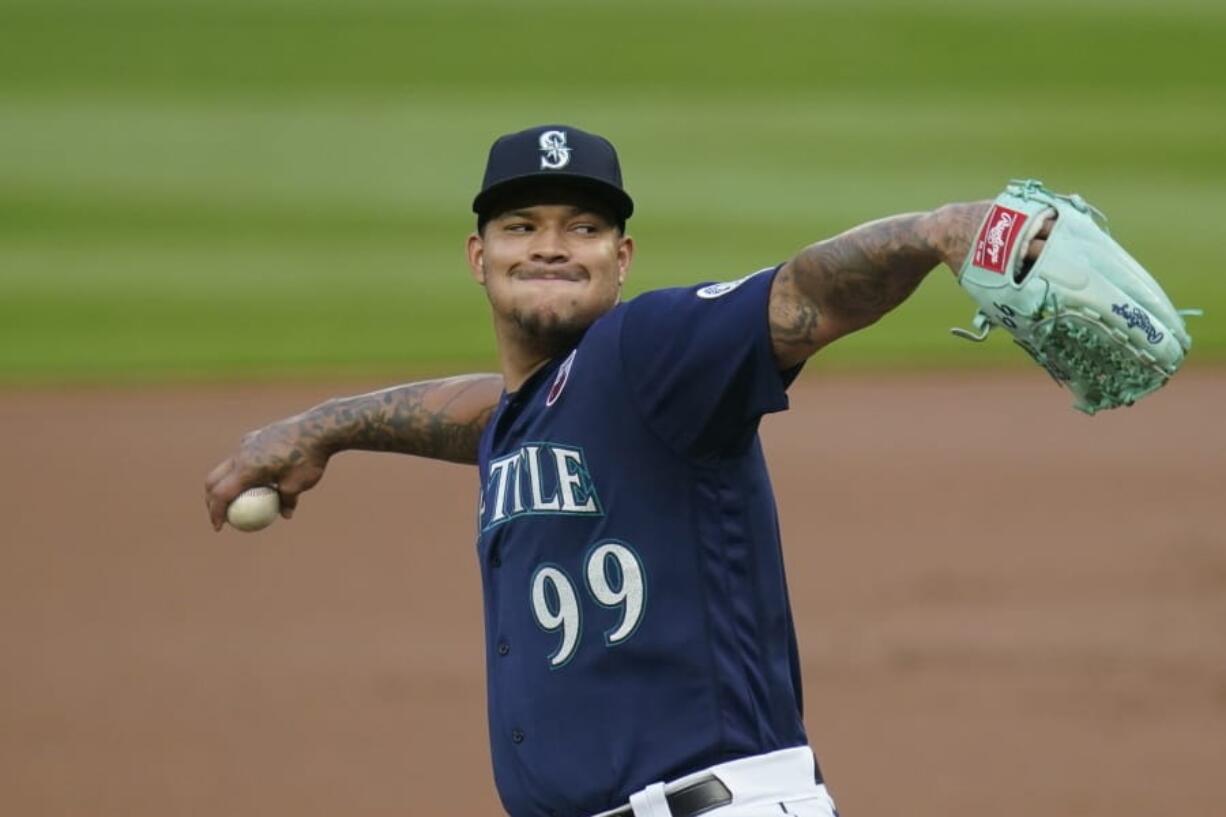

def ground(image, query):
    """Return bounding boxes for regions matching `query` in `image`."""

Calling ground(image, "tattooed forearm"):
[767,263,822,357]
[799,213,937,320]
[925,201,992,272]
[769,202,990,368]
[205,373,502,529]
[291,374,503,465]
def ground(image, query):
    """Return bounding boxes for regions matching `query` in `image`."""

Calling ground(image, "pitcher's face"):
[468,202,634,343]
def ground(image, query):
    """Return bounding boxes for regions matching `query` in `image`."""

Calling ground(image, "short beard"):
[509,307,591,358]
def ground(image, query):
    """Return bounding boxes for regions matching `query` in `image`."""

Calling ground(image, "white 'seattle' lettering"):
[554,447,597,513]
[524,445,561,511]
[482,443,602,530]
[486,457,517,524]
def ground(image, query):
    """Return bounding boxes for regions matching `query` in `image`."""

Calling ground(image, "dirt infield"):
[2,371,1223,817]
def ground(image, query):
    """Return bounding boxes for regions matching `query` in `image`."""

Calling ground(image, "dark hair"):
[475,180,626,234]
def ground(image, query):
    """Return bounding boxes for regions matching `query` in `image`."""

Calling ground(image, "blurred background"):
[2,0,1221,383]
[2,1,1223,816]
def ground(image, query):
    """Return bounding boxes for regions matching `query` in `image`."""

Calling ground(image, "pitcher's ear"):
[466,233,486,284]
[617,235,635,285]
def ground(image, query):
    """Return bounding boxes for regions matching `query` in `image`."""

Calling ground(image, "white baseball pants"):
[593,746,838,817]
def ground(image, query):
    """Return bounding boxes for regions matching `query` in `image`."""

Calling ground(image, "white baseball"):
[226,486,281,532]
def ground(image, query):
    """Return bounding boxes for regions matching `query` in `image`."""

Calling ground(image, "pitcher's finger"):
[207,491,228,531]
[1025,237,1047,262]
[204,458,233,493]
[280,492,298,519]
[275,475,308,519]
[1037,213,1056,239]
[207,470,249,531]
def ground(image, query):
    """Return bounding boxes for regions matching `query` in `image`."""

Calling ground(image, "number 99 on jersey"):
[530,541,646,668]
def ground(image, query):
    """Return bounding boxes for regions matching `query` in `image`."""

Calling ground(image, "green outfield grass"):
[2,0,1222,383]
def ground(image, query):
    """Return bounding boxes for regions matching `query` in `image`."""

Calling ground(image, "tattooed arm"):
[769,202,994,369]
[204,374,503,531]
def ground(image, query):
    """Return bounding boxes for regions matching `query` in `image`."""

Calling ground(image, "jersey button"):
[490,553,502,568]
[511,729,525,744]
[497,642,510,656]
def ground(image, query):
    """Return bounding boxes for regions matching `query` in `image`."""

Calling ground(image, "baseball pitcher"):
[205,125,1191,817]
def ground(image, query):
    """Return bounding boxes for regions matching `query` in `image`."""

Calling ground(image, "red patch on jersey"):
[546,350,576,407]
[973,205,1028,274]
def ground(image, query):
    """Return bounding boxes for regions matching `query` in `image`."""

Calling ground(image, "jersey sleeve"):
[618,266,803,459]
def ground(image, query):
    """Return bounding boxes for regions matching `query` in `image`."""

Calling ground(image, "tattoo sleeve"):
[293,374,503,465]
[769,202,989,369]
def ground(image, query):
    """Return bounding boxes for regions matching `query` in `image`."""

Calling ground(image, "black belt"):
[604,775,732,817]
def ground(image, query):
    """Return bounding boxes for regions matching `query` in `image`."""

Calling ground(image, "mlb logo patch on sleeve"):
[696,267,774,299]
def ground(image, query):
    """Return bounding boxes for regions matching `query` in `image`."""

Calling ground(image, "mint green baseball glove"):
[952,179,1197,415]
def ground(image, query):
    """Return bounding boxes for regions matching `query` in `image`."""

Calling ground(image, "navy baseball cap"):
[472,124,634,223]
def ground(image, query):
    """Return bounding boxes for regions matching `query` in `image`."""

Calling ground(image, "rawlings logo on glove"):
[974,205,1028,274]
[952,180,1197,415]
[1111,303,1165,344]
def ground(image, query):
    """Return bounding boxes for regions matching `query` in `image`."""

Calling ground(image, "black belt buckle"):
[605,775,732,817]
[666,775,732,816]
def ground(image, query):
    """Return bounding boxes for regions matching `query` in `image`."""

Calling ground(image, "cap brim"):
[472,173,634,222]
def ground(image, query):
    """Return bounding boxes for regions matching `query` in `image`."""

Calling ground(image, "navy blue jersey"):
[475,267,808,817]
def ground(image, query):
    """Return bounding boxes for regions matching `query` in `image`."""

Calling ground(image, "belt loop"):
[629,781,671,817]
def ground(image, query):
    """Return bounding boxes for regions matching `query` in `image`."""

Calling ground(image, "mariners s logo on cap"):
[538,130,571,170]
[473,124,634,221]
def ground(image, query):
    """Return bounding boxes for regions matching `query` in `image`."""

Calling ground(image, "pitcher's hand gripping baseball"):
[205,419,330,531]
